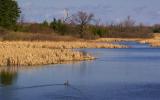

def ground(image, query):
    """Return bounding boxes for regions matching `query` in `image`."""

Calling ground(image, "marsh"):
[0,42,160,100]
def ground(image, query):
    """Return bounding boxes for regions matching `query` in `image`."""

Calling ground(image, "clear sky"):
[18,0,160,25]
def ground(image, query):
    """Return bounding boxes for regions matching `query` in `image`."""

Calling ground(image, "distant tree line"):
[0,0,158,40]
[15,12,155,39]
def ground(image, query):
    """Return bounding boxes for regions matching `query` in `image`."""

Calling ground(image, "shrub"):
[50,19,68,35]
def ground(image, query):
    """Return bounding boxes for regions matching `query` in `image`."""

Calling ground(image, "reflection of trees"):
[0,67,18,86]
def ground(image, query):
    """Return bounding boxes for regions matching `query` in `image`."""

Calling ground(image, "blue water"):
[0,42,160,100]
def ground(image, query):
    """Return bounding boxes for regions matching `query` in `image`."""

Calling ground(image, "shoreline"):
[1,35,159,67]
[94,34,160,48]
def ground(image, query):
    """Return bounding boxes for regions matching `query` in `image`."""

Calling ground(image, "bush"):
[0,27,8,39]
[91,26,108,37]
[152,25,160,33]
[16,23,53,34]
[50,19,68,35]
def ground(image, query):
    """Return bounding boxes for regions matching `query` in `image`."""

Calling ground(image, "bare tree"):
[122,16,135,27]
[71,11,94,38]
[18,13,25,24]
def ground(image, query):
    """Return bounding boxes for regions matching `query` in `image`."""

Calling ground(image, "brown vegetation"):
[138,33,160,47]
[94,38,139,42]
[0,47,93,66]
[0,41,127,67]
[1,31,80,41]
[0,45,93,66]
[0,41,127,49]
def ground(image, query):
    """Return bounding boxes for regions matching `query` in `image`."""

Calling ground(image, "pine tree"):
[0,0,21,29]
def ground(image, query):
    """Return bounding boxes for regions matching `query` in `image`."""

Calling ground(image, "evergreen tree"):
[0,0,21,29]
[50,18,67,35]
[50,18,57,30]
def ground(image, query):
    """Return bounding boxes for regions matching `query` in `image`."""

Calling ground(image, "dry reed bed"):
[0,47,94,66]
[94,37,160,47]
[94,38,139,42]
[138,34,160,47]
[139,39,160,47]
[0,41,127,49]
[0,41,126,66]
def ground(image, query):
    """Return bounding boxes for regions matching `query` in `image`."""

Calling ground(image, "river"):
[0,42,160,100]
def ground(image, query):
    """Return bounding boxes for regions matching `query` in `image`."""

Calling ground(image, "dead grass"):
[0,47,93,66]
[0,41,127,49]
[138,33,160,47]
[94,38,139,42]
[0,40,127,66]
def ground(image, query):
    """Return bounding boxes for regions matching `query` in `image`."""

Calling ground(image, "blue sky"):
[18,0,160,24]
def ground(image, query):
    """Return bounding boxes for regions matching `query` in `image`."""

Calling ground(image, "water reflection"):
[0,67,18,86]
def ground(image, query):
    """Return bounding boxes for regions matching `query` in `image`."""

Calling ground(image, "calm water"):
[0,42,160,100]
